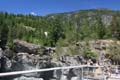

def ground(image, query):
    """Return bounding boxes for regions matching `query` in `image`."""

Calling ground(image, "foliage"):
[68,42,98,60]
[106,41,120,65]
[83,47,98,60]
[0,9,120,49]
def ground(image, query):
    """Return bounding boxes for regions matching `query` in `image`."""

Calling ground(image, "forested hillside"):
[0,9,120,49]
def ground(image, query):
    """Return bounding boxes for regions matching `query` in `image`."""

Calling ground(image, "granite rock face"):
[2,40,115,80]
[0,49,83,80]
[13,40,41,54]
[53,55,84,80]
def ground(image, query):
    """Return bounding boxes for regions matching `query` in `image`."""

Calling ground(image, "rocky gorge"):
[0,39,120,80]
[0,40,85,80]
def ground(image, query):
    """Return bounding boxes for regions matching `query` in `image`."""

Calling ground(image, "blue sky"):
[0,0,120,16]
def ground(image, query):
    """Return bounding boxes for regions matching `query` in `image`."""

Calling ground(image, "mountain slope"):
[0,9,120,48]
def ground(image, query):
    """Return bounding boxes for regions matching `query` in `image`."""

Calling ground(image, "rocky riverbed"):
[0,40,85,80]
[0,39,119,80]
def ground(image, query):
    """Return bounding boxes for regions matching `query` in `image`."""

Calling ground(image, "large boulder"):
[11,52,56,80]
[13,40,41,54]
[12,53,40,77]
[52,55,84,80]
[61,55,83,80]
[0,48,15,73]
[0,48,12,73]
[0,45,85,80]
[0,56,13,75]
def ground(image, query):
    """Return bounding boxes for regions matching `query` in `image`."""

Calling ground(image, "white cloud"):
[30,12,37,15]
